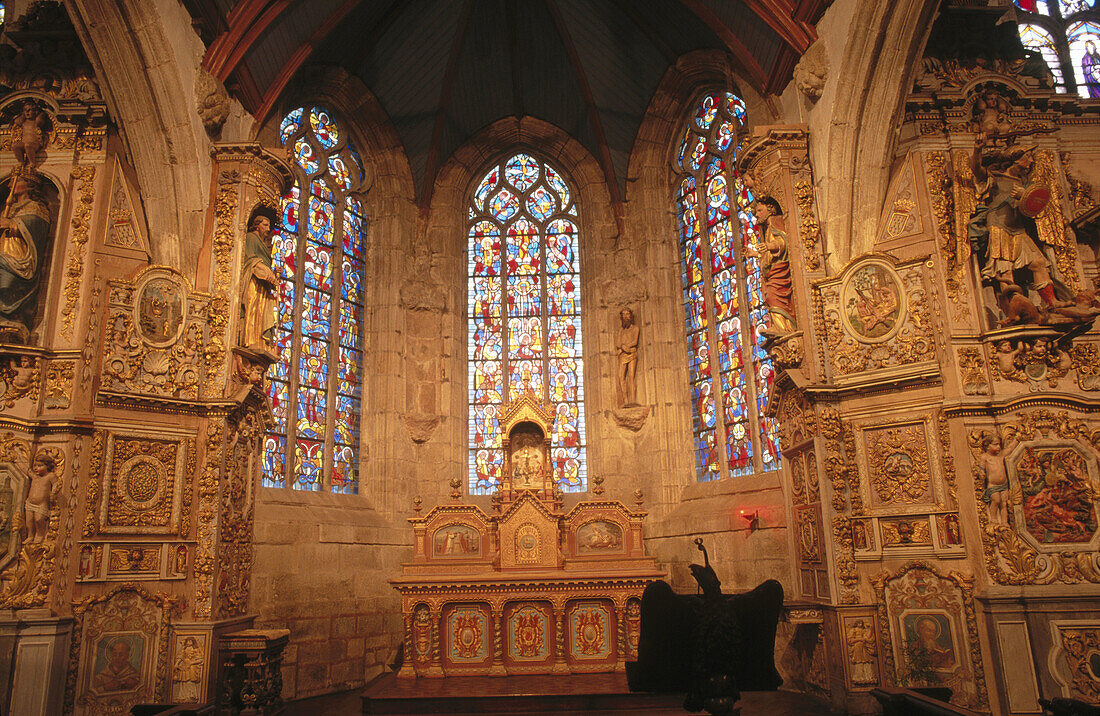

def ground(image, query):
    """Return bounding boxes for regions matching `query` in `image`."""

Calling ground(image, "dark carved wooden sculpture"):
[626,538,784,716]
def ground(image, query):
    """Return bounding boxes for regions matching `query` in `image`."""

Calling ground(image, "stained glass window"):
[467,153,586,495]
[1016,0,1100,97]
[264,106,366,494]
[674,91,779,482]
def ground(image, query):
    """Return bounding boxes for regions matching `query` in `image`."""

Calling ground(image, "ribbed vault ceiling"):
[185,0,826,205]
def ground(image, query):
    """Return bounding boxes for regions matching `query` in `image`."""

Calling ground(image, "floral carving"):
[864,423,932,506]
[924,151,970,320]
[61,165,96,339]
[1056,625,1100,702]
[955,347,988,395]
[793,180,821,270]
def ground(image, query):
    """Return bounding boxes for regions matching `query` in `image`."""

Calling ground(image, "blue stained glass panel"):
[331,444,358,494]
[508,359,544,401]
[268,379,288,430]
[507,316,543,359]
[546,225,577,274]
[490,188,520,222]
[474,166,498,210]
[716,318,743,373]
[308,196,334,242]
[695,93,717,129]
[334,394,360,441]
[505,153,539,191]
[470,221,501,275]
[696,432,720,481]
[262,435,286,488]
[526,186,556,220]
[544,164,570,207]
[338,346,362,397]
[689,135,706,170]
[712,269,738,320]
[303,243,332,291]
[281,189,300,234]
[469,277,501,318]
[506,275,541,316]
[298,337,329,389]
[276,282,296,332]
[471,360,503,404]
[547,316,580,357]
[300,287,331,340]
[471,448,503,493]
[548,358,581,401]
[328,155,352,191]
[716,121,735,152]
[471,403,502,447]
[270,330,292,381]
[684,284,707,331]
[296,388,327,439]
[309,107,339,149]
[293,438,323,491]
[506,220,540,274]
[693,381,716,429]
[725,93,746,123]
[294,138,319,174]
[546,275,578,315]
[471,319,502,361]
[341,254,363,306]
[686,331,710,381]
[280,107,303,146]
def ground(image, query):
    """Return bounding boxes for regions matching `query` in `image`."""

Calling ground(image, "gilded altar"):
[391,396,664,677]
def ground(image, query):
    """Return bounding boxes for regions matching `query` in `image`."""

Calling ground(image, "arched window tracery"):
[1015,0,1100,97]
[467,152,586,496]
[262,105,366,494]
[674,91,779,481]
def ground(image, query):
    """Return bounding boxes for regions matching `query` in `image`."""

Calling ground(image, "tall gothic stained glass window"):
[467,152,586,496]
[263,106,366,494]
[1015,0,1100,97]
[674,91,779,482]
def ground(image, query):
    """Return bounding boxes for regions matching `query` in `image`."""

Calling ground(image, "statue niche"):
[507,423,547,491]
[0,168,59,344]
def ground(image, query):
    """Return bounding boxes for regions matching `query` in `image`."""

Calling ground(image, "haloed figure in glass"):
[1083,40,1100,97]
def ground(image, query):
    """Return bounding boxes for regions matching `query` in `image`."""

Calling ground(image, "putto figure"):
[10,100,52,169]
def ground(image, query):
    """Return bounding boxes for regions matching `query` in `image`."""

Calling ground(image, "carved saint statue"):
[745,196,795,336]
[25,449,58,544]
[239,212,277,350]
[172,636,205,702]
[616,307,640,406]
[0,170,52,343]
[967,135,1074,319]
[846,619,876,684]
[10,100,52,169]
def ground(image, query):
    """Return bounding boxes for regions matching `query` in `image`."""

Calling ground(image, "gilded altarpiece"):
[392,397,663,678]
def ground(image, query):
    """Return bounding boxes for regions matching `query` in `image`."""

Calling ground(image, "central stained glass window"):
[263,105,366,494]
[675,91,779,481]
[1014,0,1100,98]
[467,152,586,495]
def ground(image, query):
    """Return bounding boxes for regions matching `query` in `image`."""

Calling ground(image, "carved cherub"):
[9,355,36,390]
[24,448,59,544]
[971,427,1018,526]
[10,100,52,168]
[991,340,1023,379]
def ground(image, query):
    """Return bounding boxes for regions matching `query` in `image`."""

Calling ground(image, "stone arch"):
[66,0,241,275]
[814,0,940,265]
